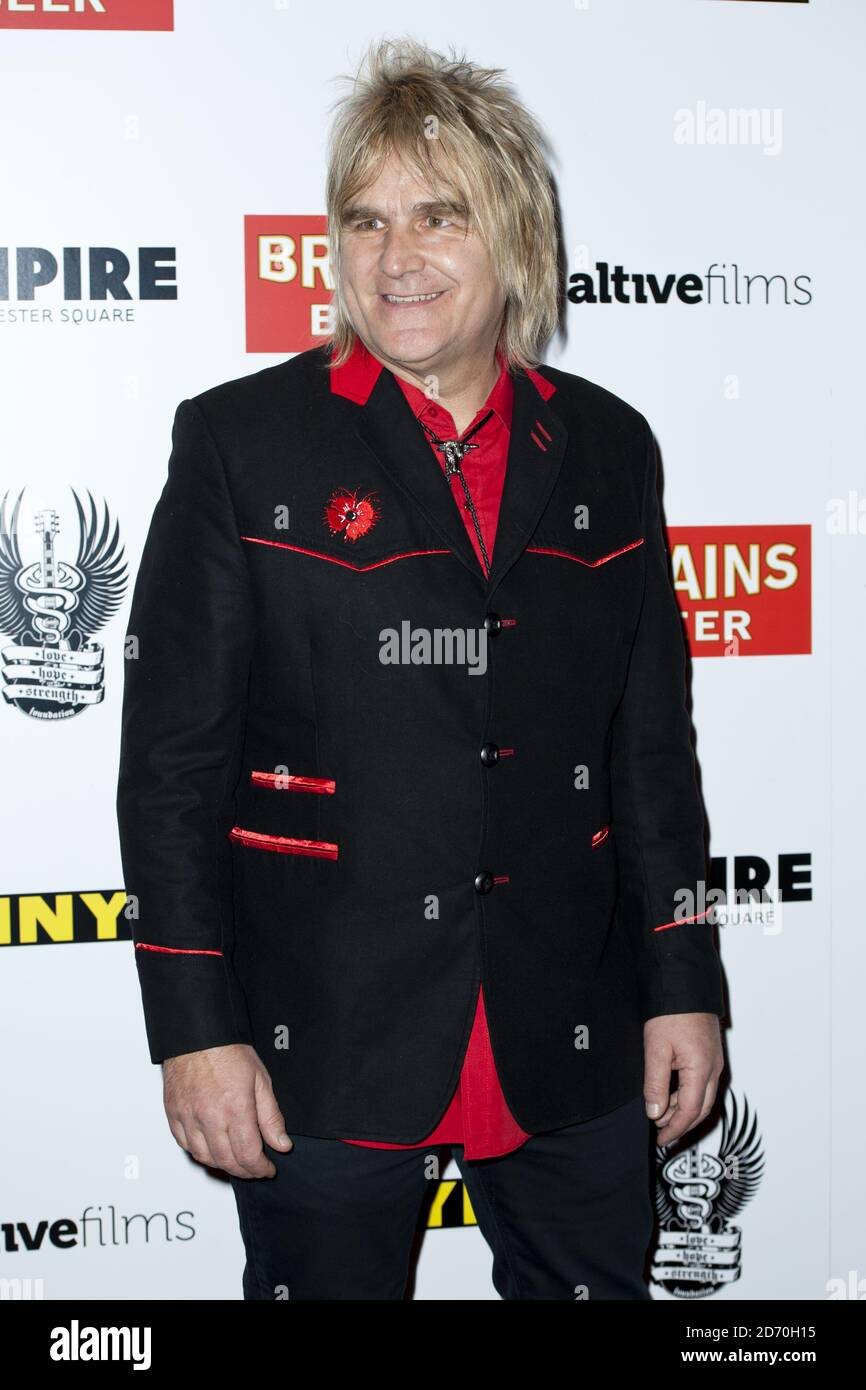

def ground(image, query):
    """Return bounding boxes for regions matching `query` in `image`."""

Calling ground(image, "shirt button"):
[480,743,499,766]
[474,870,495,895]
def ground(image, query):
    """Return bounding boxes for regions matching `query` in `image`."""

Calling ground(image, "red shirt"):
[328,339,551,1159]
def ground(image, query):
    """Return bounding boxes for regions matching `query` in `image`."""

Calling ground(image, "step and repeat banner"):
[1,0,863,1302]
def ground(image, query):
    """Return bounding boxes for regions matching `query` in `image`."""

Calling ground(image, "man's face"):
[338,150,506,378]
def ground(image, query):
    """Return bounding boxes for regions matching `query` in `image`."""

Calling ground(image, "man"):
[116,38,725,1301]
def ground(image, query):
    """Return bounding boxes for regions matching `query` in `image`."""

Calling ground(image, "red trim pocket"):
[229,826,338,860]
[526,538,644,567]
[250,771,335,794]
[240,535,450,572]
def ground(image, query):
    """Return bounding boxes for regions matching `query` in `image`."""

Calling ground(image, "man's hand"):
[643,1013,724,1146]
[162,1043,293,1179]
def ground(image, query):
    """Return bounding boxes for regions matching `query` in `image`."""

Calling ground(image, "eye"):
[424,215,451,229]
[349,218,384,232]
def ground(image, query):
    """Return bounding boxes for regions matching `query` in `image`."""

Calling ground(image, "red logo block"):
[0,0,173,28]
[245,215,332,354]
[666,524,811,657]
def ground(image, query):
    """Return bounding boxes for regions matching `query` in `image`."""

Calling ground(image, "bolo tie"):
[418,409,494,578]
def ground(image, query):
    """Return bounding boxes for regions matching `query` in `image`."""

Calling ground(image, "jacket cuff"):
[638,916,727,1022]
[135,946,254,1063]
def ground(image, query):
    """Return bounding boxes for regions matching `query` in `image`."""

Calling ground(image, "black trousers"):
[228,1094,655,1300]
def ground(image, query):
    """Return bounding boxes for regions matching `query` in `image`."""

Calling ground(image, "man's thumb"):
[256,1078,293,1151]
[643,1054,671,1120]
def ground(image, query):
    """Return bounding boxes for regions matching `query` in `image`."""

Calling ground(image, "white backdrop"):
[1,0,863,1302]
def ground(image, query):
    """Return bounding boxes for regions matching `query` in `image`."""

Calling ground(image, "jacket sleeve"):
[116,397,256,1063]
[609,418,726,1023]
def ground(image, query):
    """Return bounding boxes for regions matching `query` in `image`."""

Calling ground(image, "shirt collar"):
[391,348,514,435]
[328,337,555,429]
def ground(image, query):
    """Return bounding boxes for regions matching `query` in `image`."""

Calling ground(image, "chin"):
[374,331,443,364]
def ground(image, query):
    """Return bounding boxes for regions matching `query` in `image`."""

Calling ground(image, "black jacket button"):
[483,613,502,636]
[474,870,494,894]
[480,743,499,766]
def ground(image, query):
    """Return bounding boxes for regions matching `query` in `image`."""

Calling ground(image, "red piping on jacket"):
[229,826,339,859]
[530,431,548,452]
[535,419,553,441]
[135,942,223,957]
[591,824,610,848]
[654,910,710,933]
[526,538,644,567]
[493,875,510,885]
[240,535,449,572]
[251,771,335,794]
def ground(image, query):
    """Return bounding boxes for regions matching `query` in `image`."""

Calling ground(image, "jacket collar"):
[330,338,568,599]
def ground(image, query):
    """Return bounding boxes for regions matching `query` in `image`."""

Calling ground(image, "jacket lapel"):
[354,366,482,583]
[485,367,568,600]
[353,360,568,598]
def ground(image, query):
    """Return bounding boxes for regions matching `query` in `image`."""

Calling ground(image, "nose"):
[379,222,425,281]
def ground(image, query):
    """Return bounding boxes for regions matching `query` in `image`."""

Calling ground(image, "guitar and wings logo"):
[0,488,127,720]
[652,1091,765,1298]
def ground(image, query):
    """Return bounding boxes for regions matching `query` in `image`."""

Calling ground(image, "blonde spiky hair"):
[323,36,562,371]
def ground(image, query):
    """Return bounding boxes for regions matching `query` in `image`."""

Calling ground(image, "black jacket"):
[115,343,725,1142]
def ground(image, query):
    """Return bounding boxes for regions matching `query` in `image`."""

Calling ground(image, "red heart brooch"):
[323,487,381,542]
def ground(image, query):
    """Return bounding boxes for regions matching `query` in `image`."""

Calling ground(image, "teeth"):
[383,291,443,303]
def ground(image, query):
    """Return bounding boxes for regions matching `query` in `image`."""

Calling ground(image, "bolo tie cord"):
[418,408,494,578]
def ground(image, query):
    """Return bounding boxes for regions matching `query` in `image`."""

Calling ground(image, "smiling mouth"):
[380,290,447,304]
